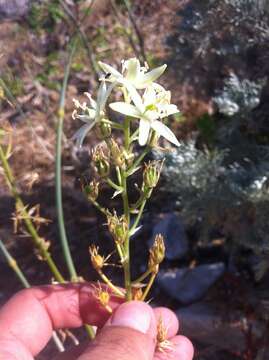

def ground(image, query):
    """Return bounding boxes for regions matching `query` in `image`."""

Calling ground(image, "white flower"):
[72,82,112,147]
[109,85,180,146]
[98,58,167,89]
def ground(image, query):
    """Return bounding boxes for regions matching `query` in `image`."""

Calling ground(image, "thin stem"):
[116,243,124,262]
[0,238,65,353]
[55,41,99,339]
[109,0,140,59]
[116,166,122,185]
[102,119,123,130]
[141,272,157,301]
[123,0,147,64]
[0,238,30,288]
[106,178,123,192]
[97,270,125,297]
[121,116,132,301]
[130,128,139,143]
[126,146,149,176]
[85,324,96,339]
[132,268,152,285]
[130,198,147,235]
[56,41,77,281]
[0,145,65,284]
[59,0,99,79]
[89,198,108,216]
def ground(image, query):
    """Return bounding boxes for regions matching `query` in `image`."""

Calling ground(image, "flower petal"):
[124,58,140,82]
[159,104,180,118]
[72,122,96,147]
[139,118,151,146]
[124,82,144,112]
[100,83,115,112]
[84,92,97,109]
[97,81,107,106]
[143,85,157,106]
[98,61,122,80]
[136,64,167,88]
[109,102,141,118]
[151,120,180,146]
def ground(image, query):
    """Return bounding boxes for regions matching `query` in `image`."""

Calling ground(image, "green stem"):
[130,198,147,235]
[89,198,108,216]
[0,238,30,288]
[59,0,99,79]
[122,117,132,301]
[141,272,156,301]
[0,238,65,353]
[0,145,65,284]
[109,0,141,60]
[123,0,147,64]
[126,146,149,176]
[56,41,77,281]
[102,119,123,130]
[97,270,125,297]
[85,325,96,339]
[106,178,123,192]
[130,129,139,143]
[132,268,152,285]
[116,166,122,185]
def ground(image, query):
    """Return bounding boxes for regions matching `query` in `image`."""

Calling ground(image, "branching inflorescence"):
[72,58,180,303]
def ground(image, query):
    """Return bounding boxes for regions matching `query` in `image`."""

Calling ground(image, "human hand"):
[0,284,194,360]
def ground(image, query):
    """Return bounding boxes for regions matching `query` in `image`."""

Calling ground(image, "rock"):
[177,302,245,353]
[149,213,188,260]
[158,263,225,304]
[0,0,30,20]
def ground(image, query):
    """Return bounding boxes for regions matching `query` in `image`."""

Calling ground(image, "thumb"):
[77,301,157,360]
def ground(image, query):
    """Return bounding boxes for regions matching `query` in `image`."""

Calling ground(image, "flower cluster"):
[73,58,179,306]
[72,58,180,147]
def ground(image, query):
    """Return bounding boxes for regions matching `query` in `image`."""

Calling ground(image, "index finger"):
[0,283,122,358]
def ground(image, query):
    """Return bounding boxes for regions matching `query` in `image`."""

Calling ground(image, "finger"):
[0,283,123,358]
[154,335,194,360]
[54,306,182,360]
[77,301,157,360]
[153,307,179,338]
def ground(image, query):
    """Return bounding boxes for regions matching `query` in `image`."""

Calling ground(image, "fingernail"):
[110,301,152,334]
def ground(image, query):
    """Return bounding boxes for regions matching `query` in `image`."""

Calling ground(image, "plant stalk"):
[141,272,156,301]
[0,238,65,352]
[0,145,65,284]
[56,41,78,282]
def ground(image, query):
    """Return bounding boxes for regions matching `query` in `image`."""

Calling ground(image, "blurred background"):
[0,1,269,359]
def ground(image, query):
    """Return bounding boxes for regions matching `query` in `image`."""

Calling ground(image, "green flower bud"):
[143,160,163,189]
[83,180,99,201]
[109,138,126,167]
[92,145,110,178]
[95,120,112,140]
[148,234,165,273]
[107,211,128,245]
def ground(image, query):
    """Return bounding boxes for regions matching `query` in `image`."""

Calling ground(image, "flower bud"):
[131,285,143,301]
[83,180,99,201]
[95,120,111,140]
[89,245,104,271]
[93,283,112,313]
[143,160,163,189]
[92,145,110,178]
[109,138,126,167]
[148,234,165,272]
[107,211,128,245]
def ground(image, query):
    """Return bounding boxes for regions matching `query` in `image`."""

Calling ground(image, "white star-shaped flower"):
[109,85,180,146]
[98,58,167,89]
[72,82,112,146]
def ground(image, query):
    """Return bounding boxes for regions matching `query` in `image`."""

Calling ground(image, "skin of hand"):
[0,283,194,360]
